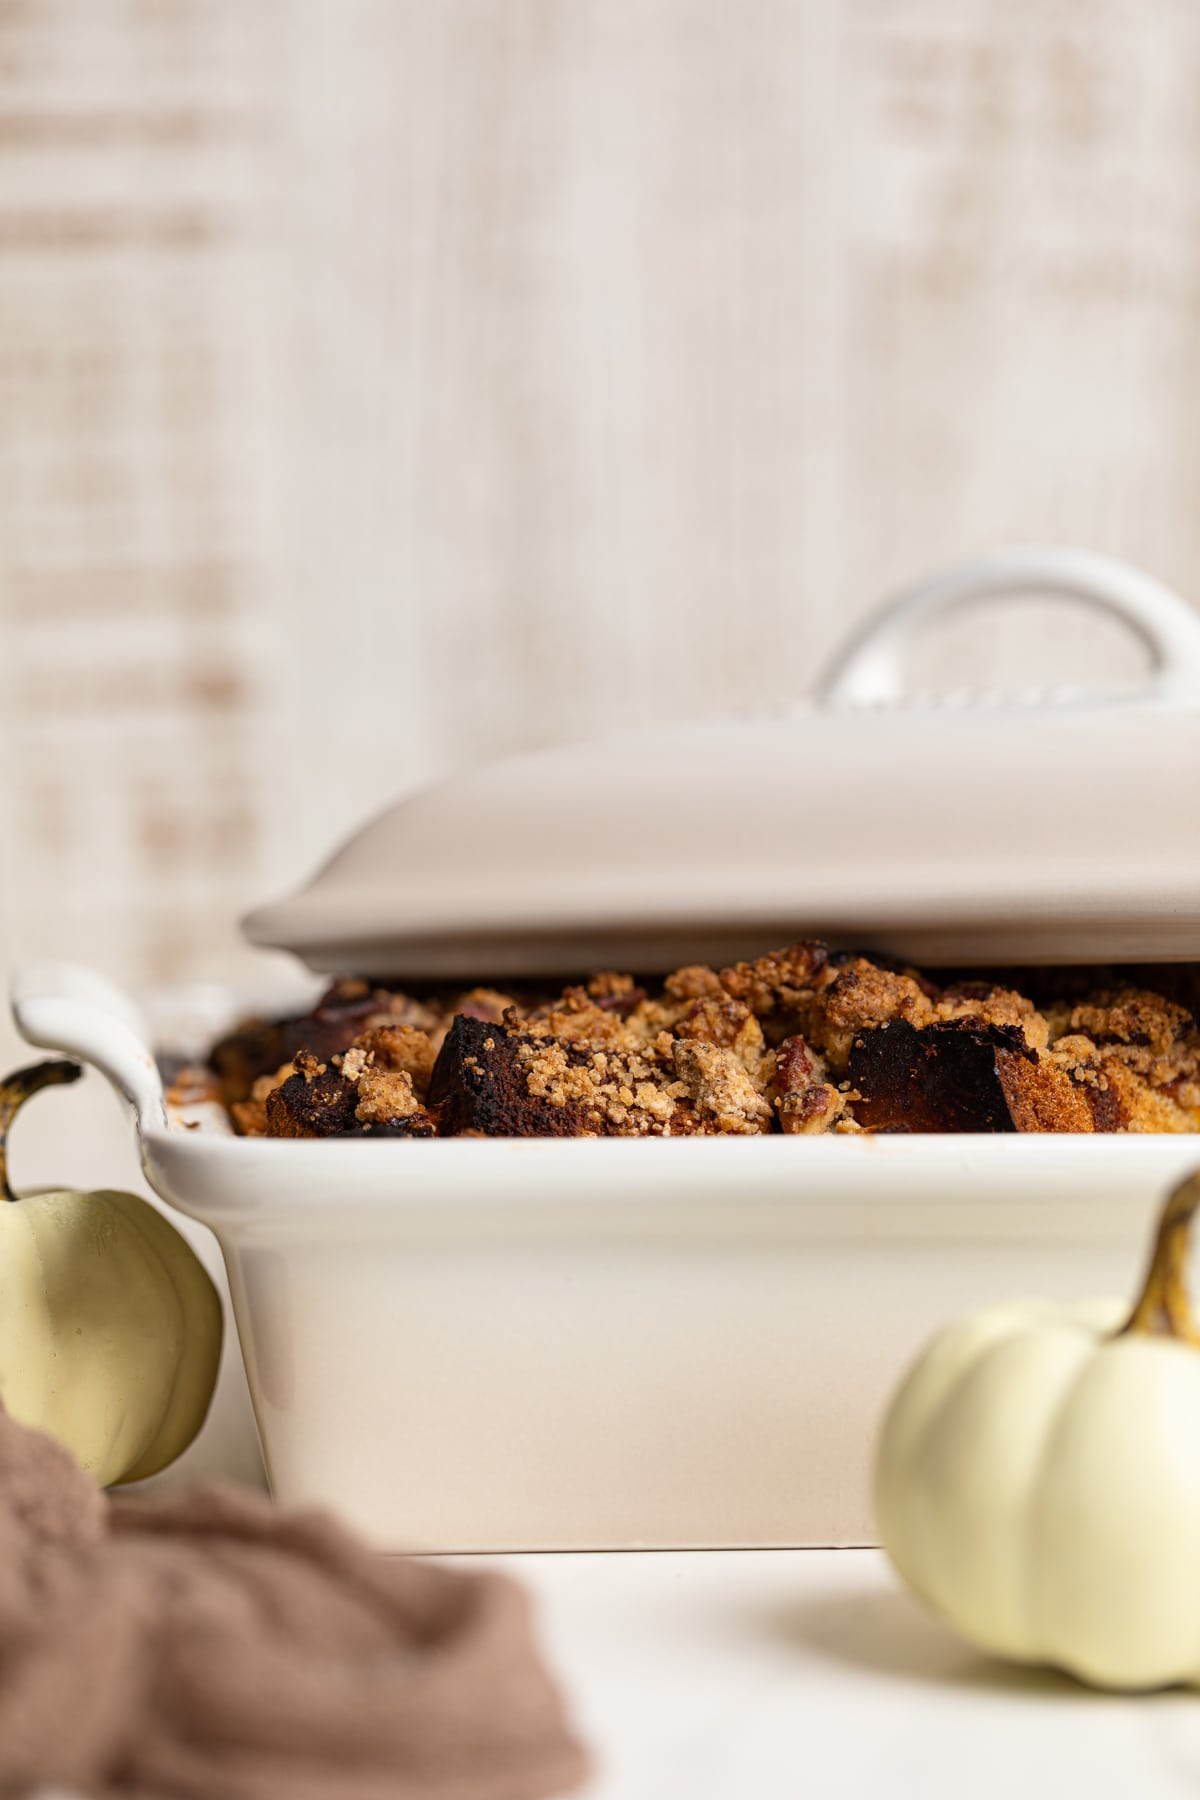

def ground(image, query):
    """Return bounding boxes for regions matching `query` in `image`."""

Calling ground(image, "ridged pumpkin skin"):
[0,1185,222,1486]
[875,1297,1200,1691]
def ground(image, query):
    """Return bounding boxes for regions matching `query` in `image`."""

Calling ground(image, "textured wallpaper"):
[2,0,1198,1019]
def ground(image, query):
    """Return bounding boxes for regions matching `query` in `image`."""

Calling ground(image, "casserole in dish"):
[14,548,1200,1549]
[201,943,1200,1140]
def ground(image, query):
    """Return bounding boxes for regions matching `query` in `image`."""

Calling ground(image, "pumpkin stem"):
[0,1060,84,1202]
[1119,1170,1200,1345]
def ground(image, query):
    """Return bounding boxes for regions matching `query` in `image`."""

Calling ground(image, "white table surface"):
[134,1352,1200,1800]
[480,1549,1200,1800]
[108,1239,1200,1800]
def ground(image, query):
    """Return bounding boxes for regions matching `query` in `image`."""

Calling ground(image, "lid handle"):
[818,546,1200,707]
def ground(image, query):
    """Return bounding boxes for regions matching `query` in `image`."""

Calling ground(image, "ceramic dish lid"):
[244,548,1200,976]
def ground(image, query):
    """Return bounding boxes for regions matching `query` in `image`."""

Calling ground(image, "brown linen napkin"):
[0,1409,588,1800]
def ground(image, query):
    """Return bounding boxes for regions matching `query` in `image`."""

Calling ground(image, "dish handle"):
[818,545,1200,708]
[10,963,167,1133]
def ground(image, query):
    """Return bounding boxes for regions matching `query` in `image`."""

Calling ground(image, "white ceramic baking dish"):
[13,548,1200,1551]
[10,974,1200,1551]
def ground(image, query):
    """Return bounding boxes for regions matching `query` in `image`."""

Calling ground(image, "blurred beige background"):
[3,0,1200,1075]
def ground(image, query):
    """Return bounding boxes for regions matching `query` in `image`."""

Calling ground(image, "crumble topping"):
[207,942,1200,1139]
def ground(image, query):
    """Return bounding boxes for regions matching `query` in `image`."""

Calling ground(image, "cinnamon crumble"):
[206,944,1200,1138]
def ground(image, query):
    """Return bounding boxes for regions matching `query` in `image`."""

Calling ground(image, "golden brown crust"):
[995,1047,1095,1133]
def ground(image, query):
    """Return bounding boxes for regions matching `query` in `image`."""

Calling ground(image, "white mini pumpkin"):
[875,1170,1200,1691]
[0,1060,222,1486]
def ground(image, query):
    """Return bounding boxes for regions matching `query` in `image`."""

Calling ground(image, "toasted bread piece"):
[847,1019,1042,1133]
[265,1049,435,1138]
[213,979,445,1106]
[426,1016,599,1136]
[426,1012,773,1137]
